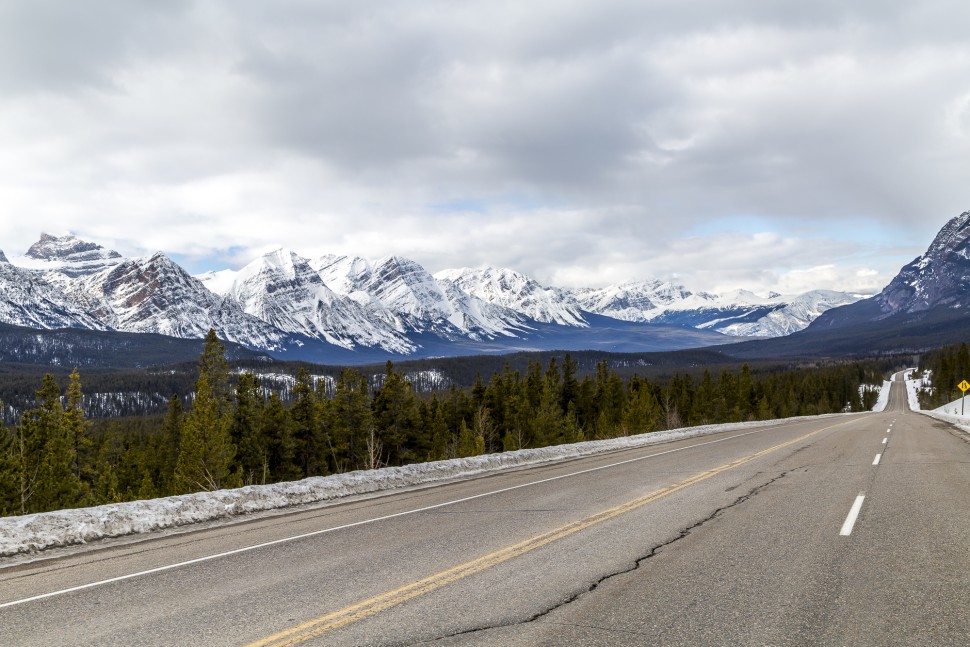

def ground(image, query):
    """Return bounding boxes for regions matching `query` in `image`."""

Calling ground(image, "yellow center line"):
[245,418,855,647]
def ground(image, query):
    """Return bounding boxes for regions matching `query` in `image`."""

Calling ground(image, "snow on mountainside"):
[574,280,859,337]
[66,252,292,350]
[311,254,374,297]
[0,232,858,360]
[876,210,970,316]
[435,266,588,327]
[0,261,107,330]
[315,256,531,339]
[20,232,123,279]
[224,249,413,353]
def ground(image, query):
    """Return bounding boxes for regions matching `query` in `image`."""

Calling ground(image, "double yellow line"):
[246,419,849,647]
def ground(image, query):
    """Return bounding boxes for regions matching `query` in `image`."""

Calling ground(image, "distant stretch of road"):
[3,376,970,646]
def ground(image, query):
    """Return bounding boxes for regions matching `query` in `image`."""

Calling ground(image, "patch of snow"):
[0,412,858,557]
[868,381,892,412]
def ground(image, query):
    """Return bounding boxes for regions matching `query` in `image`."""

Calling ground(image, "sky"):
[0,0,968,296]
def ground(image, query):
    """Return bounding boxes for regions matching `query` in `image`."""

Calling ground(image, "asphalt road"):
[2,377,969,646]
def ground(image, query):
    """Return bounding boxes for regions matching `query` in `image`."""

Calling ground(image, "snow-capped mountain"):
[217,249,413,353]
[434,267,587,327]
[740,209,970,357]
[20,232,123,279]
[0,232,865,363]
[66,252,292,351]
[315,256,531,340]
[0,260,107,330]
[876,210,970,316]
[574,280,859,337]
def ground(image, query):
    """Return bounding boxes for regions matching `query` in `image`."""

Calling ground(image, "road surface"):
[2,376,969,646]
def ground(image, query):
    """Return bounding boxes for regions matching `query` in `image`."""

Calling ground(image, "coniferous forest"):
[0,331,892,516]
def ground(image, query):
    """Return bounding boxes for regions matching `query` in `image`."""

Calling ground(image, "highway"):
[2,376,970,646]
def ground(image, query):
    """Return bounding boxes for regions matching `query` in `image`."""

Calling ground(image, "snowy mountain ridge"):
[0,232,861,360]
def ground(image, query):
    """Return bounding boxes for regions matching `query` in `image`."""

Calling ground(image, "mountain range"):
[7,206,970,366]
[0,232,863,363]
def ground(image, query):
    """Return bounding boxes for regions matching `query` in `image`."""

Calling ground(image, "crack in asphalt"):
[414,468,798,646]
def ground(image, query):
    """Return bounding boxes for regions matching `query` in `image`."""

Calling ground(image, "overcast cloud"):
[0,0,968,294]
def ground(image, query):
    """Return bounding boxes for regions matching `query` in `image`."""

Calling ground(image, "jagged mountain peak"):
[877,209,970,315]
[26,232,123,263]
[310,254,373,295]
[0,249,7,263]
[435,266,588,327]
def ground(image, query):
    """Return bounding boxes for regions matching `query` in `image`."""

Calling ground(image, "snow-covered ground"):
[869,381,892,412]
[904,369,970,435]
[0,413,854,557]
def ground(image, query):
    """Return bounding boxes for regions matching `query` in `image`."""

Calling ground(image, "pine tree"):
[232,372,266,483]
[291,368,323,478]
[456,419,480,457]
[199,329,231,412]
[263,392,298,482]
[63,369,93,489]
[17,374,82,513]
[0,410,17,515]
[372,362,419,464]
[175,372,238,493]
[329,368,373,471]
[159,395,183,495]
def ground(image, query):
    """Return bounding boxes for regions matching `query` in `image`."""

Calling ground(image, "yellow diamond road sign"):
[960,380,970,393]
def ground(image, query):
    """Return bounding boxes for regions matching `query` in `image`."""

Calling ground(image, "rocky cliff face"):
[875,210,970,316]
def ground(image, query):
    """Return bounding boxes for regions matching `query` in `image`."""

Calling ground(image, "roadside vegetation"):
[1,331,889,516]
[915,342,970,409]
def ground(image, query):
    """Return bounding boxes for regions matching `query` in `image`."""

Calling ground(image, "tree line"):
[916,342,970,408]
[1,330,886,516]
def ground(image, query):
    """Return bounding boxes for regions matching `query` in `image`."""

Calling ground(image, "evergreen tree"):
[174,338,239,493]
[17,374,82,513]
[372,362,420,464]
[0,410,17,515]
[329,368,373,471]
[263,392,299,482]
[291,368,323,478]
[232,372,266,483]
[159,395,183,495]
[199,329,231,411]
[63,369,92,487]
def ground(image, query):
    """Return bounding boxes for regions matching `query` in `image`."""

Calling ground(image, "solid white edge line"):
[872,454,882,465]
[0,424,800,610]
[840,494,866,536]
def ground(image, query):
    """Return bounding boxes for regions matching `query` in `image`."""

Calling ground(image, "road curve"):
[3,378,970,646]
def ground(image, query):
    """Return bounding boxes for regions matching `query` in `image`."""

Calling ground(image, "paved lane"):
[3,378,968,646]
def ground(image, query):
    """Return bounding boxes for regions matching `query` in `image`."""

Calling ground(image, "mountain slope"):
[66,252,294,351]
[726,209,970,358]
[575,280,858,337]
[436,266,588,327]
[225,249,414,353]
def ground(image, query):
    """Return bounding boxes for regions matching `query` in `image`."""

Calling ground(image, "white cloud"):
[0,0,967,295]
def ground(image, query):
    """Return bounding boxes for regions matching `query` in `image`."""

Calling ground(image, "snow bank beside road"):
[0,414,850,557]
[870,381,892,412]
[904,368,970,434]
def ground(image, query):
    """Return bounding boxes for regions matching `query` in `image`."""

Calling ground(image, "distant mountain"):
[574,280,858,337]
[0,232,865,366]
[726,209,970,358]
[0,261,106,330]
[23,232,124,279]
[218,249,413,353]
[435,266,587,327]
